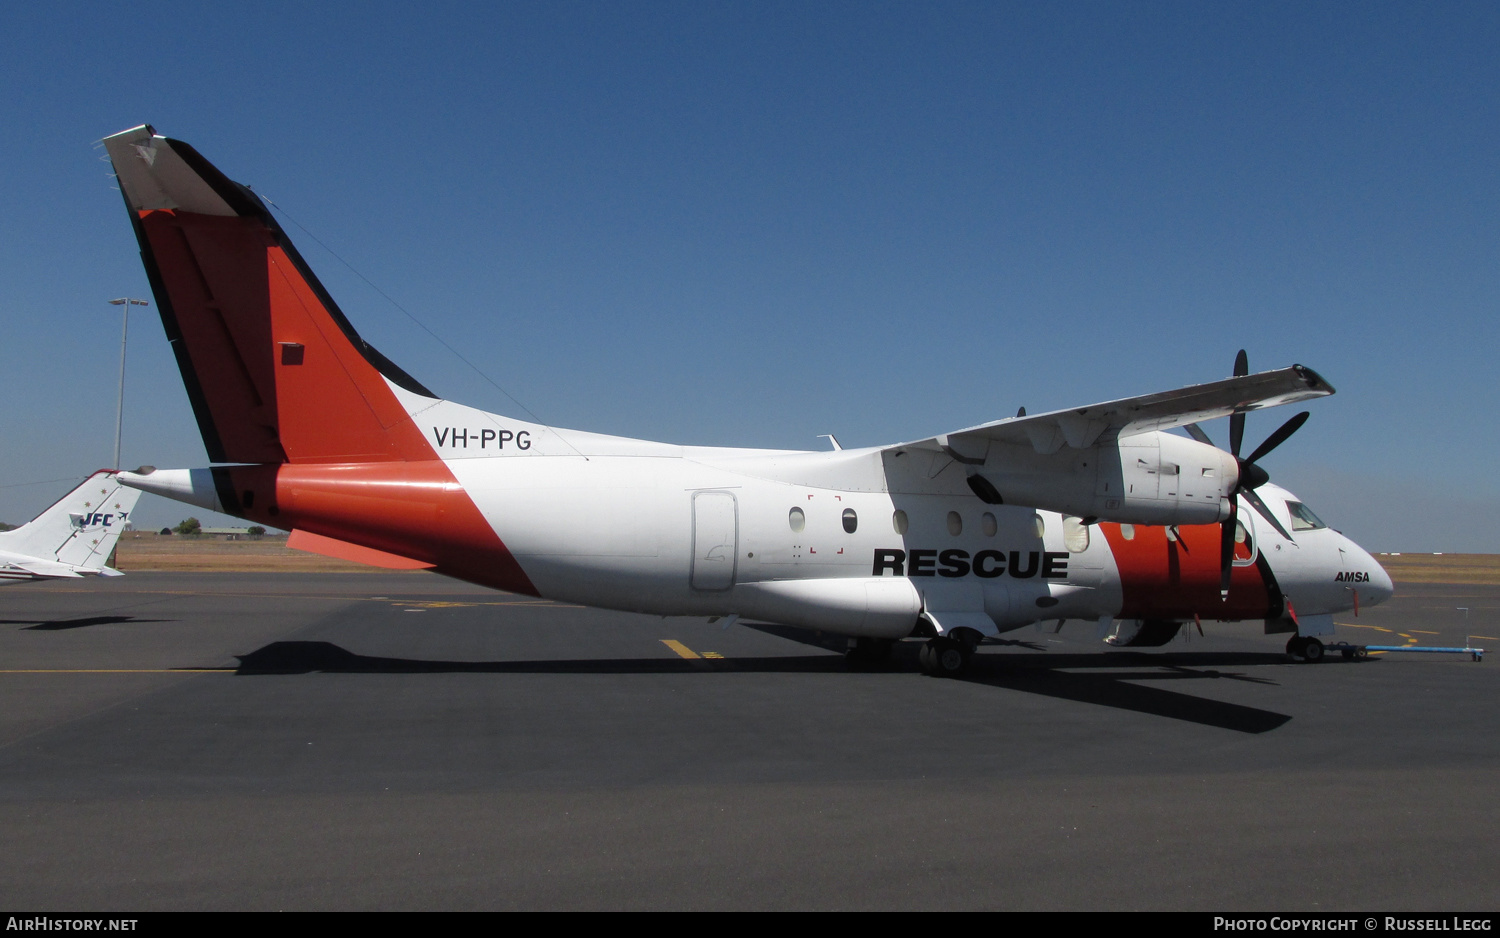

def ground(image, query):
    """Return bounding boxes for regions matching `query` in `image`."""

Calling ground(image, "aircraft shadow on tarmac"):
[1,615,170,631]
[225,635,1296,734]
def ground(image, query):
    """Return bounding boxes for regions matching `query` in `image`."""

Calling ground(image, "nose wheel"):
[1286,636,1326,662]
[918,637,971,677]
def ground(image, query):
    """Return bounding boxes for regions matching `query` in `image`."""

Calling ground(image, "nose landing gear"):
[1287,635,1326,662]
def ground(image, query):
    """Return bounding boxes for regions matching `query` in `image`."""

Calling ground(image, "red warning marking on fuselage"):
[1099,522,1273,621]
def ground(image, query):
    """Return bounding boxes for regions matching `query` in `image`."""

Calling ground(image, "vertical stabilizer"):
[0,471,141,572]
[101,126,436,465]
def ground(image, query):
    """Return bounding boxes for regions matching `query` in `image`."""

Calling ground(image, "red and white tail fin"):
[104,126,537,594]
[102,125,435,466]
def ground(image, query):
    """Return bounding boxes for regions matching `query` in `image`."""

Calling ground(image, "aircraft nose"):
[1367,559,1395,606]
[1349,538,1395,607]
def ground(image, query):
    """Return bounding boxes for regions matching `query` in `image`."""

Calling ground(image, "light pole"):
[107,297,149,469]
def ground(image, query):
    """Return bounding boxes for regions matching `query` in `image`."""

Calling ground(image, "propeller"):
[1214,349,1310,598]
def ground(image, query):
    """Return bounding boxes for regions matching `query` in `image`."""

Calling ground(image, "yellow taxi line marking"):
[1471,635,1498,641]
[1410,630,1440,635]
[661,640,701,659]
[1339,624,1391,631]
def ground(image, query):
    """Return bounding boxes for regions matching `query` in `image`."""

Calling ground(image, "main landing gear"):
[918,635,974,677]
[1286,635,1326,662]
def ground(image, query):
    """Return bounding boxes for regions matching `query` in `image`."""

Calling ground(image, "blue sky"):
[2,1,1497,550]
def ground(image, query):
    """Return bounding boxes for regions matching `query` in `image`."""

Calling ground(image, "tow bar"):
[1326,640,1486,662]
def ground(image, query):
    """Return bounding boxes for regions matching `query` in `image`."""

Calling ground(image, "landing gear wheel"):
[1301,637,1325,662]
[921,637,969,678]
[1286,636,1307,659]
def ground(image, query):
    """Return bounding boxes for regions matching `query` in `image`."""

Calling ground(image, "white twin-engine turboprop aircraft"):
[0,471,141,585]
[104,124,1392,675]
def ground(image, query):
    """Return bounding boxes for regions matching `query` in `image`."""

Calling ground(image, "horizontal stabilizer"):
[2,559,84,578]
[287,529,435,570]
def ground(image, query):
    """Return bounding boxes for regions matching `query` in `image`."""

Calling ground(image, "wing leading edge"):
[904,365,1333,459]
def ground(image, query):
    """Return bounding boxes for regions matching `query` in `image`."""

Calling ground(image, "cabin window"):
[1286,501,1326,531]
[1033,514,1045,539]
[1121,524,1135,540]
[1063,516,1089,553]
[981,512,997,537]
[788,507,806,533]
[947,511,963,536]
[892,510,908,535]
[842,508,858,534]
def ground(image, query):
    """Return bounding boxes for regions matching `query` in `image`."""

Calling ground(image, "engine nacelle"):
[975,431,1236,526]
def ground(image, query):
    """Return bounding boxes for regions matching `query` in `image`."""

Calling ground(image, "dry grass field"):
[112,533,397,573]
[1371,552,1500,585]
[110,533,1500,585]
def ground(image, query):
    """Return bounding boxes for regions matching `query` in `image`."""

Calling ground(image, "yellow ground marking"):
[0,668,230,674]
[702,652,724,659]
[661,640,701,659]
[1471,635,1498,641]
[1411,629,1440,635]
[1339,624,1392,631]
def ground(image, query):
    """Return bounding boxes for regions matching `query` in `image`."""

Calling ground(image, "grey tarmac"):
[0,572,1496,911]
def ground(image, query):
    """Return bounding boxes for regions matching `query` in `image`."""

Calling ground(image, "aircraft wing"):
[901,365,1333,457]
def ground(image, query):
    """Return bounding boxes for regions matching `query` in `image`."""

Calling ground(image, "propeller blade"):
[1220,498,1238,597]
[1244,411,1310,466]
[1229,350,1249,456]
[1184,423,1213,446]
[1242,487,1295,543]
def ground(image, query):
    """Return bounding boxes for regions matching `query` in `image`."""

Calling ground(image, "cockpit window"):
[1285,501,1326,531]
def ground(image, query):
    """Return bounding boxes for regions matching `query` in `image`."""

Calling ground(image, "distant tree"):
[159,527,173,536]
[247,526,266,537]
[0,522,15,532]
[174,517,202,536]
